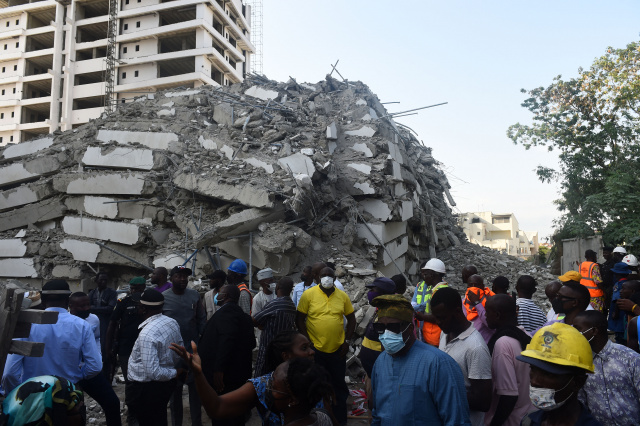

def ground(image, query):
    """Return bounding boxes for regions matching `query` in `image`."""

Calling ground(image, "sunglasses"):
[372,322,410,335]
[556,295,578,302]
[266,378,291,399]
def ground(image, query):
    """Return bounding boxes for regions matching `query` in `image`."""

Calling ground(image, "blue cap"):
[228,259,248,275]
[611,262,632,275]
[366,277,396,294]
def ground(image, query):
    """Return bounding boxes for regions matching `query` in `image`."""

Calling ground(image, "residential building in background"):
[458,211,539,258]
[0,0,254,145]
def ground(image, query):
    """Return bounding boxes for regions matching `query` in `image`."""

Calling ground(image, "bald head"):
[485,294,518,329]
[467,274,484,289]
[545,280,562,302]
[462,265,478,284]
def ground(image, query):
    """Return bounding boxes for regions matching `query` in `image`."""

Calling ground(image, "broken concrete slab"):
[213,103,234,127]
[59,239,101,262]
[278,153,315,176]
[242,157,274,174]
[244,86,279,101]
[196,206,286,247]
[0,258,38,277]
[345,126,376,138]
[60,238,150,267]
[0,180,55,211]
[0,199,66,232]
[326,122,338,140]
[97,130,178,150]
[0,157,61,188]
[2,137,54,159]
[173,172,274,209]
[360,199,392,221]
[164,89,201,97]
[356,221,407,245]
[55,173,149,195]
[352,182,375,195]
[199,135,219,150]
[64,196,119,219]
[382,236,409,266]
[348,163,372,175]
[61,216,142,245]
[157,108,175,117]
[52,264,83,279]
[0,239,27,257]
[351,142,374,158]
[82,147,155,171]
[379,256,406,278]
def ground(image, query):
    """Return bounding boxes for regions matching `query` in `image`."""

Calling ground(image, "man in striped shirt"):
[515,275,547,334]
[252,277,297,376]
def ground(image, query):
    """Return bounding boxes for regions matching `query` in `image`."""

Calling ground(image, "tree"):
[508,41,640,246]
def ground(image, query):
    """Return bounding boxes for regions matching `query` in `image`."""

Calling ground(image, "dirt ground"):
[86,380,371,425]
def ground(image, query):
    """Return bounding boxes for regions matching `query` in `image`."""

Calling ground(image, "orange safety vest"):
[463,287,495,321]
[420,282,448,346]
[237,283,253,313]
[579,262,604,298]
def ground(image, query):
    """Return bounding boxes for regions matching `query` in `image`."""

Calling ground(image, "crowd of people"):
[1,247,640,426]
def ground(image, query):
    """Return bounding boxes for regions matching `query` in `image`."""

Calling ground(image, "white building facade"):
[0,0,253,145]
[458,211,539,258]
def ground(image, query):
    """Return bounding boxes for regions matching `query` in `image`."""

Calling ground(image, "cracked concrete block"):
[0,157,61,188]
[199,135,218,150]
[164,89,201,97]
[2,137,54,159]
[243,158,274,174]
[55,173,148,195]
[244,86,279,101]
[97,130,178,150]
[196,207,286,247]
[52,264,83,279]
[173,172,274,209]
[62,216,141,245]
[348,163,372,175]
[387,140,404,164]
[353,182,375,195]
[382,236,408,266]
[356,221,407,245]
[60,238,149,267]
[213,102,234,126]
[356,99,367,106]
[157,108,175,117]
[0,258,38,277]
[345,126,376,138]
[379,256,406,277]
[82,147,155,171]
[0,180,54,211]
[326,122,338,140]
[216,238,293,275]
[390,161,402,180]
[77,196,119,219]
[351,143,374,158]
[278,153,315,176]
[153,253,185,271]
[0,239,27,257]
[401,200,414,222]
[220,145,234,159]
[0,199,66,232]
[360,199,392,221]
[60,239,101,262]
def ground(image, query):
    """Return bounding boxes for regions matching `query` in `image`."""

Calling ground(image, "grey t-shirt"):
[162,288,206,348]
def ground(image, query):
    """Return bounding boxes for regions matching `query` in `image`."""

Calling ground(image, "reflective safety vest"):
[463,287,495,321]
[580,262,604,298]
[417,281,448,346]
[237,283,253,313]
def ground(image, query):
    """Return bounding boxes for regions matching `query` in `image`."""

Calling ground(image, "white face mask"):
[320,276,334,289]
[268,283,277,293]
[580,327,595,343]
[529,377,574,411]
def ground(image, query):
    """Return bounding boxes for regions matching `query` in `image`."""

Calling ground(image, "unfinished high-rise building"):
[0,0,254,145]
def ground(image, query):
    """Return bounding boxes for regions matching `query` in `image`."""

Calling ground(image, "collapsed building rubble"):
[0,74,465,290]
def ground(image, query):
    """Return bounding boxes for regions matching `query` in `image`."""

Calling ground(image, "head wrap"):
[257,268,274,281]
[41,280,71,295]
[370,294,414,323]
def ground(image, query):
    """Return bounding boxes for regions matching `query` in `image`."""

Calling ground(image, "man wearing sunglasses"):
[546,280,591,327]
[369,294,470,425]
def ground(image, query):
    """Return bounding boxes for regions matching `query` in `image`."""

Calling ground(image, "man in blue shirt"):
[370,294,471,426]
[2,280,102,394]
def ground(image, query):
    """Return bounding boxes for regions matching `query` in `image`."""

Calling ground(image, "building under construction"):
[0,0,255,145]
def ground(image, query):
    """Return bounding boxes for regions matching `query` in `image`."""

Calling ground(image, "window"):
[125,0,129,3]
[1,90,4,95]
[135,45,139,51]
[13,65,17,71]
[5,22,9,27]
[477,232,481,236]
[0,137,3,143]
[1,67,4,73]
[134,70,138,77]
[15,42,18,48]
[492,216,511,224]
[471,218,480,223]
[1,113,4,118]
[12,88,15,93]
[123,46,127,53]
[122,72,126,78]
[15,20,18,25]
[11,112,14,117]
[3,45,7,50]
[124,23,128,30]
[9,135,13,141]
[138,0,141,2]
[136,21,140,28]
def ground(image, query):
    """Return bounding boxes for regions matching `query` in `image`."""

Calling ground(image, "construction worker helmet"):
[228,259,248,275]
[518,322,594,373]
[422,258,446,274]
[623,254,639,267]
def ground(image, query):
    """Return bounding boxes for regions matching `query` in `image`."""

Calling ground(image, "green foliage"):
[508,41,640,246]
[538,246,550,264]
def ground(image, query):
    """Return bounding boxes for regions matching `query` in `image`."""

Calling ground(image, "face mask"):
[529,377,574,411]
[378,324,410,355]
[551,298,565,314]
[320,276,334,289]
[367,290,379,303]
[268,283,277,293]
[74,310,90,319]
[580,327,595,343]
[214,293,219,306]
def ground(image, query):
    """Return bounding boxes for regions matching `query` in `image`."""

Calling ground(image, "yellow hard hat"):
[518,322,594,374]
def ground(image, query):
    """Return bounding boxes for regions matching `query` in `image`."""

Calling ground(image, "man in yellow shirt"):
[297,266,356,425]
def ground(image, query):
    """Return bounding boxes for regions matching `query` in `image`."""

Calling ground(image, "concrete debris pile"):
[0,74,464,290]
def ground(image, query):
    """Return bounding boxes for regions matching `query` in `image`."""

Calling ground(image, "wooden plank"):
[17,309,59,325]
[9,340,45,357]
[0,288,25,376]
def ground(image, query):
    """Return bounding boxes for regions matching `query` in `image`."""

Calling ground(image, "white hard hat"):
[422,258,446,274]
[613,246,627,254]
[623,254,638,267]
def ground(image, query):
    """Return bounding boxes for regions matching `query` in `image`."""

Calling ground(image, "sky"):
[261,1,640,241]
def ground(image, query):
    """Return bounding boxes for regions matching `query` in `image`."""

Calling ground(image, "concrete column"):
[49,2,65,132]
[60,1,77,131]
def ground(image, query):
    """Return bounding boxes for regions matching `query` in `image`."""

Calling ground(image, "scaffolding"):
[246,0,263,75]
[104,0,118,113]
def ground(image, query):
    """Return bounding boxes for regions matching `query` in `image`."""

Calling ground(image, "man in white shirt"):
[252,268,277,315]
[126,289,184,426]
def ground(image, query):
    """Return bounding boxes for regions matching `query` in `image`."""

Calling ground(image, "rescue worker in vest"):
[227,259,252,315]
[579,249,605,312]
[411,259,448,346]
[463,274,496,344]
